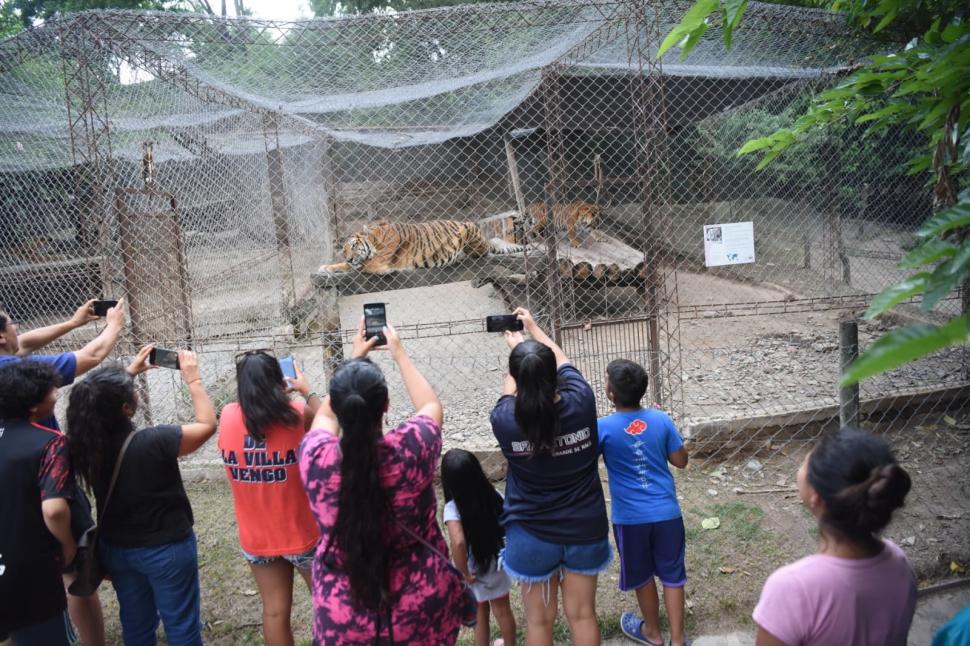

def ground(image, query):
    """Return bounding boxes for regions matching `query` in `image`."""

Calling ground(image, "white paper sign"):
[704,221,755,267]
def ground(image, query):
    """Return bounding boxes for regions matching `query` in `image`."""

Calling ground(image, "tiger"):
[523,201,600,248]
[318,220,524,275]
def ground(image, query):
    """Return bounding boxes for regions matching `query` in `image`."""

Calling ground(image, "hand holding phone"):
[486,314,524,333]
[278,356,297,380]
[363,303,387,346]
[92,299,119,317]
[149,347,180,370]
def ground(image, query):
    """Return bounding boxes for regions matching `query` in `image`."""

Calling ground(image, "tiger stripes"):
[318,220,523,275]
[524,201,599,248]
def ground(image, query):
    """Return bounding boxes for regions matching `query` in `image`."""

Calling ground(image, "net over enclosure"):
[0,0,966,579]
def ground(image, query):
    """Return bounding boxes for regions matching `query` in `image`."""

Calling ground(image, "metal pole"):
[839,319,860,428]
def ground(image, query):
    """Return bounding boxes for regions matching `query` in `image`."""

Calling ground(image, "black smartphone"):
[486,314,524,333]
[92,299,118,317]
[363,302,387,346]
[149,347,180,369]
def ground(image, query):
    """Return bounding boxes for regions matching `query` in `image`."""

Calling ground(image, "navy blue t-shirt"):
[490,364,608,544]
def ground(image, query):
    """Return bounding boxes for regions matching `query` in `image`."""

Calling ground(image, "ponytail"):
[808,427,911,543]
[328,359,390,611]
[509,340,560,455]
[66,366,136,493]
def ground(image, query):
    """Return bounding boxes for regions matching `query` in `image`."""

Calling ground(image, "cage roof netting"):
[0,0,892,169]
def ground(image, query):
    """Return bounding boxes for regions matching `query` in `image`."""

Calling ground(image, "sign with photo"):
[703,222,755,267]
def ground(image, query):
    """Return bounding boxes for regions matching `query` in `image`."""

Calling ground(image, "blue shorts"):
[613,517,687,590]
[501,522,612,583]
[241,546,315,570]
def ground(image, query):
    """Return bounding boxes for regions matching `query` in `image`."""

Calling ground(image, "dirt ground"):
[92,406,969,645]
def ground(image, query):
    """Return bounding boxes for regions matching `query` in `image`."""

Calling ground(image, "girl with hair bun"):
[753,426,917,646]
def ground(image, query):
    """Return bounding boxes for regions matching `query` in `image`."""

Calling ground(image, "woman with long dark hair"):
[66,347,216,646]
[490,307,609,646]
[441,448,516,646]
[217,351,321,646]
[299,318,466,644]
[753,427,916,646]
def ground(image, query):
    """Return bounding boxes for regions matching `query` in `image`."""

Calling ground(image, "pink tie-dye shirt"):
[299,414,462,645]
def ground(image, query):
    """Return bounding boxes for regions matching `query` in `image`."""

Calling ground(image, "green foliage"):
[840,314,970,384]
[2,0,176,27]
[664,0,970,385]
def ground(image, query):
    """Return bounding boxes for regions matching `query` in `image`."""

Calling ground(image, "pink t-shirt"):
[753,539,916,646]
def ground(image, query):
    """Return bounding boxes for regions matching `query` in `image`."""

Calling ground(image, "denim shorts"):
[241,546,316,570]
[501,522,612,583]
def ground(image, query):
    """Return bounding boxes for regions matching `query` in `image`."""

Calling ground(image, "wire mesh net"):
[1,0,966,591]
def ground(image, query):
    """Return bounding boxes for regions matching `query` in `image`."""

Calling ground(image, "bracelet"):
[304,391,319,402]
[187,378,202,386]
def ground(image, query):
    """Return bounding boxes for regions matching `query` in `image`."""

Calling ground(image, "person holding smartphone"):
[217,350,321,646]
[65,348,216,646]
[490,307,609,646]
[0,299,128,646]
[299,318,469,644]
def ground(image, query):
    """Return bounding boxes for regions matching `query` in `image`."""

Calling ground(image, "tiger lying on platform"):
[318,219,524,275]
[524,201,600,248]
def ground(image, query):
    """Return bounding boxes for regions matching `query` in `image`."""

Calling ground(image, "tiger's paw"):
[317,262,352,275]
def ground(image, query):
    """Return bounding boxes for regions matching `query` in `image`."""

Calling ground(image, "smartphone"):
[363,302,387,346]
[486,314,524,333]
[278,356,297,380]
[92,299,119,317]
[149,347,180,370]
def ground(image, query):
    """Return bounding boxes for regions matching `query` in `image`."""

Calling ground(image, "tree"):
[661,0,970,385]
[0,0,249,33]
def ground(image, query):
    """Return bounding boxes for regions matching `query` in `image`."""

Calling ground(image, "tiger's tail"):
[488,238,525,254]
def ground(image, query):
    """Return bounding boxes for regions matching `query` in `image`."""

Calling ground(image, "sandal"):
[620,612,664,646]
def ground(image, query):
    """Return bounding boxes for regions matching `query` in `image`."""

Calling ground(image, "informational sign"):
[703,221,755,267]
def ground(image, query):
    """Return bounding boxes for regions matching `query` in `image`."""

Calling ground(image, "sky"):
[229,0,311,20]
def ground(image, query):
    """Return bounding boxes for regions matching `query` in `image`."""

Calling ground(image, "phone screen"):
[486,314,524,333]
[363,303,387,345]
[149,347,180,370]
[92,299,118,317]
[278,356,297,380]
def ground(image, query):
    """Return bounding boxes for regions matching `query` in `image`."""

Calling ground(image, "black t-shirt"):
[95,426,194,547]
[490,364,608,544]
[0,419,74,633]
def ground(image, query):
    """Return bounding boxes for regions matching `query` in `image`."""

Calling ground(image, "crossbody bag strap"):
[98,429,139,523]
[396,521,450,564]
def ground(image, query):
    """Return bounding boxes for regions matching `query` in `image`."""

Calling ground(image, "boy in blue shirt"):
[599,359,690,646]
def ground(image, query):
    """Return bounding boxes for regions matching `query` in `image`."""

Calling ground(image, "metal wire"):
[0,0,966,586]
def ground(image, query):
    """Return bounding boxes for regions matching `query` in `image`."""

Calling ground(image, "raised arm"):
[285,360,322,431]
[515,307,569,367]
[173,351,217,457]
[386,324,443,426]
[17,299,100,356]
[72,300,127,376]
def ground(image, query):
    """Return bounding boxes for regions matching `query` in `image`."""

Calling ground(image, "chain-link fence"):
[1,0,966,590]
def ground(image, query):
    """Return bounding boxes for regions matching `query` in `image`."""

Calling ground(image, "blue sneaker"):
[620,611,663,646]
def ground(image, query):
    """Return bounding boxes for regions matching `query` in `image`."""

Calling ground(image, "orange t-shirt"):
[217,400,320,556]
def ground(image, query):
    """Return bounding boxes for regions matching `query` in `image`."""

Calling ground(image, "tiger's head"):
[342,233,375,271]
